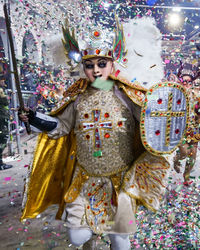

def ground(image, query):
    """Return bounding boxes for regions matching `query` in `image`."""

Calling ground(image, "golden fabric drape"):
[21,131,76,220]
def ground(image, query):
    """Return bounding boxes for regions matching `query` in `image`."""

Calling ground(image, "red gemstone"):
[104,133,110,138]
[94,31,100,37]
[84,113,89,118]
[84,50,88,55]
[177,99,181,105]
[90,124,93,127]
[96,144,100,148]
[118,121,123,127]
[96,49,100,54]
[86,135,90,139]
[157,98,162,104]
[108,51,112,56]
[104,113,109,118]
[96,136,99,140]
[175,129,180,134]
[155,130,160,136]
[100,124,104,127]
[96,129,98,132]
[95,117,98,121]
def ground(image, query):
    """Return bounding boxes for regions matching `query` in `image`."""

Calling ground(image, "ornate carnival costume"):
[173,63,200,181]
[21,17,186,235]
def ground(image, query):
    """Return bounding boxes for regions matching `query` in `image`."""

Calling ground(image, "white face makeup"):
[83,57,113,83]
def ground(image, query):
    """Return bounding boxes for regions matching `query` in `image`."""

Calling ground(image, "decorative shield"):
[140,82,190,155]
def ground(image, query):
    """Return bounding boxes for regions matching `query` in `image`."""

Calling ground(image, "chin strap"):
[27,109,57,132]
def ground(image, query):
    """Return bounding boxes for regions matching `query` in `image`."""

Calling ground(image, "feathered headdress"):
[61,17,127,71]
[177,62,196,80]
[48,16,164,89]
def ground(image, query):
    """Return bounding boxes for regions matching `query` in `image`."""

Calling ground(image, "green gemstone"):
[93,150,102,157]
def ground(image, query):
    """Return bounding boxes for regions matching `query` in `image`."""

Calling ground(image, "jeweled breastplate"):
[74,86,135,176]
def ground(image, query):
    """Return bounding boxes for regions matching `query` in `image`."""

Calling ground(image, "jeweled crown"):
[62,18,127,69]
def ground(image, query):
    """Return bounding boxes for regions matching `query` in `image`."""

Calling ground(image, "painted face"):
[83,57,113,83]
[181,75,193,89]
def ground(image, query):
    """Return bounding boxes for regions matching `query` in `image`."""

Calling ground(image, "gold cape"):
[21,77,147,220]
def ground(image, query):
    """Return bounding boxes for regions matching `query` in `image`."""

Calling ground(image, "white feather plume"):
[45,33,67,67]
[115,17,164,89]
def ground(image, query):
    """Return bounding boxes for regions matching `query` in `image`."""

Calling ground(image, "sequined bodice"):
[74,86,135,176]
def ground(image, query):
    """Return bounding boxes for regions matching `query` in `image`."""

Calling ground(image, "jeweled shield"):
[140,82,189,155]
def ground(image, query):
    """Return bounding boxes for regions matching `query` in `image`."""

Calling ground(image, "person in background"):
[0,77,13,170]
[173,63,199,183]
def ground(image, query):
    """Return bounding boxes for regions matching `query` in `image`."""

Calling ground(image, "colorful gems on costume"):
[104,112,109,118]
[104,133,110,138]
[94,31,100,37]
[155,130,160,135]
[115,69,120,77]
[87,205,90,209]
[118,121,123,127]
[101,220,105,224]
[86,134,90,139]
[96,49,100,54]
[108,51,112,56]
[93,150,102,157]
[84,50,88,55]
[175,129,180,134]
[88,193,91,196]
[92,183,95,186]
[177,99,181,105]
[84,113,89,118]
[157,98,162,104]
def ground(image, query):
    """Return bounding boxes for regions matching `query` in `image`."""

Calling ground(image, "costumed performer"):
[173,63,200,183]
[19,17,171,250]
